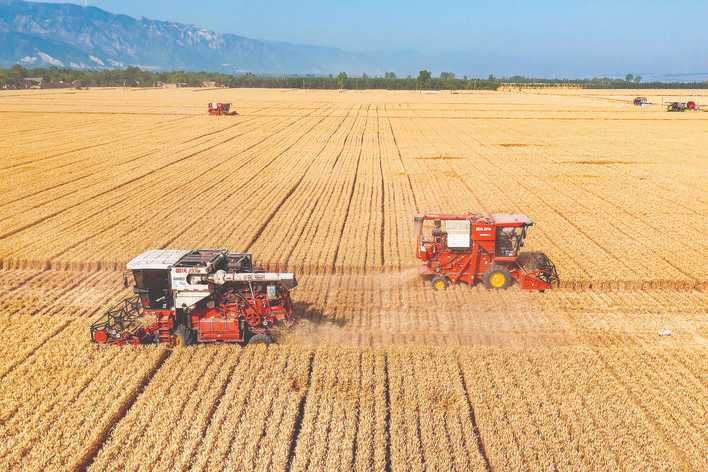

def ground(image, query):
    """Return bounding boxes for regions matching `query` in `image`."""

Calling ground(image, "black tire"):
[483,267,513,290]
[431,275,449,291]
[248,333,273,346]
[174,325,193,347]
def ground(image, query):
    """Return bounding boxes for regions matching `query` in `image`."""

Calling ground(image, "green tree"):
[417,69,432,88]
[440,72,455,80]
[384,72,397,80]
[625,73,634,82]
[634,75,642,83]
[336,71,348,89]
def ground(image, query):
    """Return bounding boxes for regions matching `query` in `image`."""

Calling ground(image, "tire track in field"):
[375,106,386,269]
[454,356,492,472]
[243,105,359,254]
[286,351,315,472]
[382,353,393,472]
[0,115,290,241]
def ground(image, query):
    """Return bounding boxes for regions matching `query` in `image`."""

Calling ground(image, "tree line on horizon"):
[1,65,706,90]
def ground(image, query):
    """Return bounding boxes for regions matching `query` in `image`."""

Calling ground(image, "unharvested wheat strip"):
[290,349,384,471]
[0,115,291,267]
[249,348,312,472]
[376,107,418,270]
[254,106,365,273]
[247,106,360,272]
[388,348,488,471]
[171,105,339,252]
[459,351,531,471]
[334,107,384,273]
[88,347,205,471]
[0,114,280,241]
[188,349,272,471]
[141,348,237,471]
[513,350,594,469]
[568,347,680,470]
[223,348,308,471]
[185,347,311,472]
[290,349,339,471]
[0,320,165,470]
[353,351,387,472]
[592,347,706,470]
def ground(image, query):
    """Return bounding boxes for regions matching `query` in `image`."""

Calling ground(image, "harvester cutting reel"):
[516,252,560,287]
[90,296,148,346]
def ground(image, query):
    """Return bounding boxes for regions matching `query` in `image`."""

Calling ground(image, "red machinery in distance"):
[414,213,559,291]
[90,249,296,347]
[208,102,238,116]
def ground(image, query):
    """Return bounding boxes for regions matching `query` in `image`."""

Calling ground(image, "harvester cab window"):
[132,269,171,309]
[496,226,526,257]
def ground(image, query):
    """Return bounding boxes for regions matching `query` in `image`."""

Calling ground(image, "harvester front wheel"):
[431,275,449,291]
[173,325,193,348]
[483,268,512,290]
[248,334,273,346]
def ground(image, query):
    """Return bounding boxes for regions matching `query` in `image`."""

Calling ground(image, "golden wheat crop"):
[0,88,705,471]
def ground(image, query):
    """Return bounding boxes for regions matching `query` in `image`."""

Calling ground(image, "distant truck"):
[666,101,700,112]
[633,97,648,106]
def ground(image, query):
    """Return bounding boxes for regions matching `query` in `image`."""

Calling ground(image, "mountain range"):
[0,0,376,74]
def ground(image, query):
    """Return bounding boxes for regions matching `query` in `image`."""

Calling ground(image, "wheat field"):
[0,87,706,471]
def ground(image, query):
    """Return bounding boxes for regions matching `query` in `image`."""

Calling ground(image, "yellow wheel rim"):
[489,272,506,288]
[433,279,447,290]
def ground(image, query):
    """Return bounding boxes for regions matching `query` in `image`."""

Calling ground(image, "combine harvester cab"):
[414,213,559,291]
[90,249,297,347]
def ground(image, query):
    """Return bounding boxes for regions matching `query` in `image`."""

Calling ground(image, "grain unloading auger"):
[414,213,559,291]
[90,249,297,347]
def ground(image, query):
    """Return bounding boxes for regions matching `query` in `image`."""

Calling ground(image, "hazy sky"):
[33,0,708,76]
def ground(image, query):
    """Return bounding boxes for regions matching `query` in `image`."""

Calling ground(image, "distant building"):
[22,77,44,89]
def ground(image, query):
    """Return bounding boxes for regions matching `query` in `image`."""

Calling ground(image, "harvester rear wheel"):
[483,268,512,289]
[431,275,449,291]
[248,334,273,346]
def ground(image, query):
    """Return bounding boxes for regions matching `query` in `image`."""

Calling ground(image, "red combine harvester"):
[90,249,297,347]
[208,102,238,116]
[414,213,559,291]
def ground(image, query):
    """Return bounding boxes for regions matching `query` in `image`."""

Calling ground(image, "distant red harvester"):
[208,102,238,116]
[414,213,559,291]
